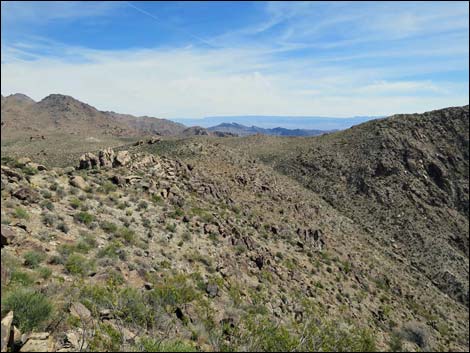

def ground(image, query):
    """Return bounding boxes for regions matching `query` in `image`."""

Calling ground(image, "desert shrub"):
[151,194,163,205]
[89,322,122,352]
[1,288,53,331]
[117,287,151,326]
[166,223,177,233]
[10,270,34,286]
[42,212,56,227]
[23,250,46,269]
[57,222,70,233]
[40,200,54,211]
[101,221,118,234]
[97,241,122,259]
[137,200,148,210]
[65,253,94,276]
[245,316,298,352]
[297,304,377,352]
[80,284,113,314]
[70,198,81,209]
[14,207,29,220]
[147,274,198,310]
[116,226,135,244]
[37,266,53,279]
[139,338,197,352]
[74,211,94,226]
[388,331,404,352]
[400,322,429,349]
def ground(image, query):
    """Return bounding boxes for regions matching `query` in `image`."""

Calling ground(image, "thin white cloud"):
[1,2,468,118]
[1,44,467,118]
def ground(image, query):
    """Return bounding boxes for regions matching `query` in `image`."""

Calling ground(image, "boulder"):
[147,137,160,144]
[1,166,23,181]
[16,157,31,166]
[19,333,55,352]
[206,283,218,298]
[1,311,13,352]
[114,151,131,167]
[69,302,92,323]
[98,148,115,168]
[12,187,40,203]
[110,175,126,186]
[69,176,88,190]
[204,224,219,235]
[78,153,99,170]
[1,226,16,248]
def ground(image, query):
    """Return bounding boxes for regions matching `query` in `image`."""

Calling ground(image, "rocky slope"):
[1,93,186,140]
[1,105,469,352]
[265,106,469,307]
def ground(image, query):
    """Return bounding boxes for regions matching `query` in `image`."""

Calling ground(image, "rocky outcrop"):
[114,151,131,167]
[19,332,55,352]
[69,176,88,190]
[98,148,115,168]
[79,152,99,170]
[78,149,131,169]
[1,226,16,248]
[1,311,13,352]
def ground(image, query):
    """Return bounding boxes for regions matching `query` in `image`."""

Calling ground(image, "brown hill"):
[226,105,469,306]
[0,93,186,139]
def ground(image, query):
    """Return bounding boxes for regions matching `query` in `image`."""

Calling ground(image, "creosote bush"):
[1,288,53,332]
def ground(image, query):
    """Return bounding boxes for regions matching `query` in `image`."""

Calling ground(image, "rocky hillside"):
[1,105,469,352]
[1,93,186,139]
[270,106,469,306]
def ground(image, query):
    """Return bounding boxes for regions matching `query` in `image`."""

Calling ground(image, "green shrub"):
[37,266,53,279]
[14,207,29,220]
[101,221,118,234]
[23,250,46,268]
[117,287,151,326]
[1,288,53,331]
[42,213,56,227]
[70,198,81,209]
[10,270,34,286]
[147,274,198,310]
[74,211,95,226]
[116,227,135,244]
[65,253,93,276]
[139,338,197,352]
[246,317,298,352]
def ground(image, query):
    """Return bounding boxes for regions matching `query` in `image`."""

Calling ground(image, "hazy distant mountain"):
[173,115,380,130]
[208,122,328,137]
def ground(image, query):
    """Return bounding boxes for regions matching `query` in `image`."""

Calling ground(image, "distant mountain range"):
[172,115,381,130]
[207,123,328,137]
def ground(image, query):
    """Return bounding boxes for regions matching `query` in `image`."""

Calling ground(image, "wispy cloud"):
[1,1,468,118]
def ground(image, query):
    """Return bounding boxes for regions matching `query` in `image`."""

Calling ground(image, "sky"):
[1,1,469,119]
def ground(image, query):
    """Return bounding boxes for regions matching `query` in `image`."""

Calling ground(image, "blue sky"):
[1,1,468,118]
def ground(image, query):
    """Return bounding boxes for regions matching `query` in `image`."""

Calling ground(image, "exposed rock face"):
[78,149,131,169]
[114,151,131,167]
[297,228,325,251]
[98,148,115,168]
[19,332,55,352]
[79,152,99,170]
[1,226,16,248]
[69,302,92,323]
[12,187,40,203]
[1,311,13,352]
[69,176,88,190]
